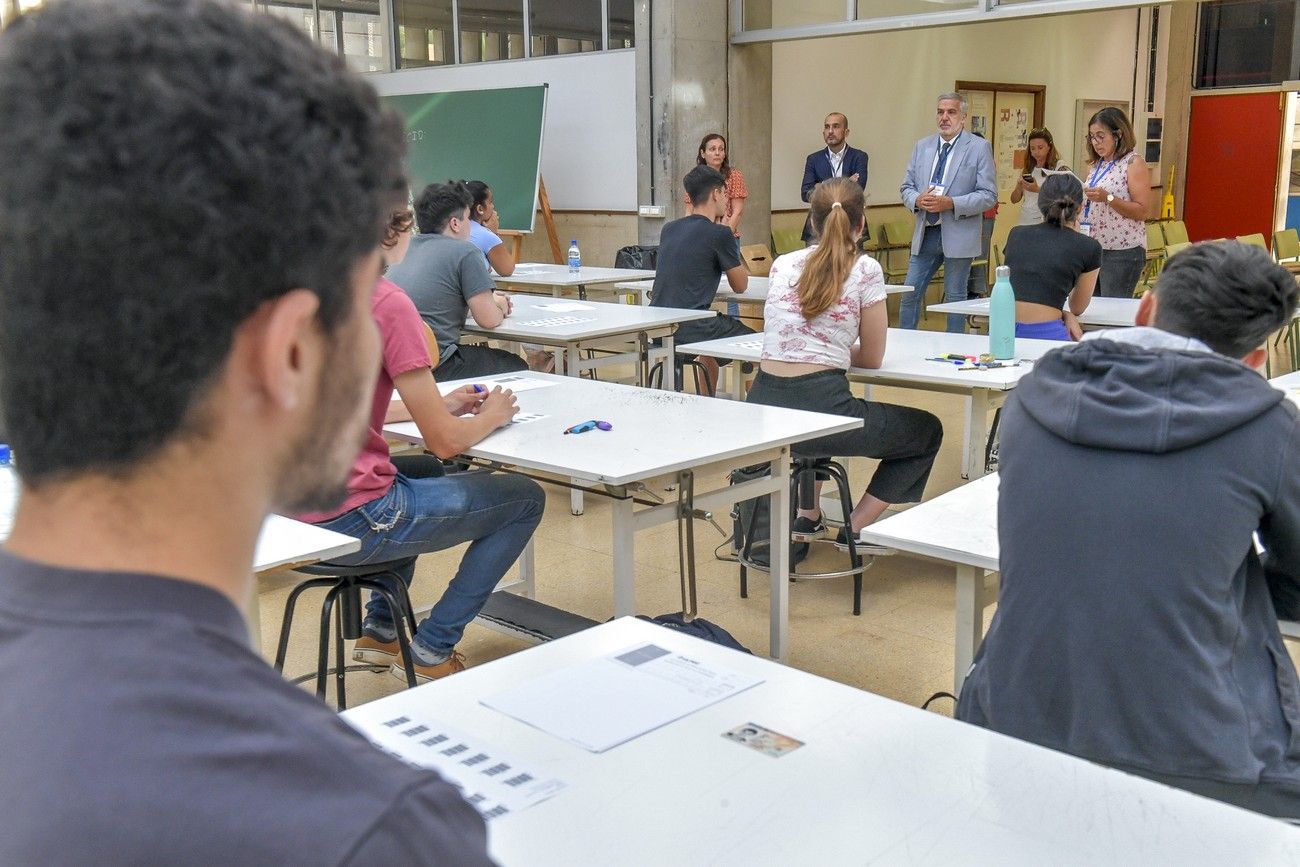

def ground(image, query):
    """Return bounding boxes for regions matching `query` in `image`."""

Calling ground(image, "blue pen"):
[563,419,613,435]
[472,384,486,393]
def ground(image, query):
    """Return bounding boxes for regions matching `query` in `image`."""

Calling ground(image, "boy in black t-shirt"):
[652,166,751,393]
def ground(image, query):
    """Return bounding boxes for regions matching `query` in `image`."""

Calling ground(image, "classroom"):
[1,0,1300,863]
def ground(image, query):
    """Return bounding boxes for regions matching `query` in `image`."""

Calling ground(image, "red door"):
[1184,92,1281,245]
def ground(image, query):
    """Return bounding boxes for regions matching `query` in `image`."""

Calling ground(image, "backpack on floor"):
[638,613,752,654]
[729,462,809,569]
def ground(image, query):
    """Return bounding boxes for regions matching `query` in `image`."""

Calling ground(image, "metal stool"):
[648,356,714,396]
[738,457,870,615]
[273,561,419,710]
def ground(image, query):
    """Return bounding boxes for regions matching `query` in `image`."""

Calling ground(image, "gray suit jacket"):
[899,132,997,258]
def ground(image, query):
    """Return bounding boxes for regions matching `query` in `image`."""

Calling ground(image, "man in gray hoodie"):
[958,241,1300,818]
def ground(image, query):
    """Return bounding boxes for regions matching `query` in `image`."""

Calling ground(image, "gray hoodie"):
[958,331,1300,787]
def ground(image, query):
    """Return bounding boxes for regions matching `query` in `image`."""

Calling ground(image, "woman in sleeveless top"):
[1009,127,1069,226]
[1082,107,1150,299]
[746,179,943,551]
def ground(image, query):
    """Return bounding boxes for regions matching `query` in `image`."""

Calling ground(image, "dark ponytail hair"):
[1038,172,1083,227]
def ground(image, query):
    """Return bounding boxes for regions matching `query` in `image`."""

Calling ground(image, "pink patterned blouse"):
[761,247,887,369]
[1085,151,1146,252]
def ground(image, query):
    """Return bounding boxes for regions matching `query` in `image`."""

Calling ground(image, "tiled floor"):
[258,305,1300,714]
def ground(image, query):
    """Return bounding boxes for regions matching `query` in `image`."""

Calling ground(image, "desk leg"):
[246,576,262,653]
[661,335,676,391]
[518,537,536,599]
[731,363,744,401]
[768,450,790,662]
[961,390,991,480]
[611,496,637,616]
[954,564,987,695]
[565,343,586,516]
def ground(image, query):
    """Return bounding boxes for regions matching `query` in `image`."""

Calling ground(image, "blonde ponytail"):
[797,178,865,320]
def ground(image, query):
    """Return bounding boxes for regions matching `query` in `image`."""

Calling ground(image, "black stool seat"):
[273,559,420,710]
[738,456,872,615]
[648,356,714,396]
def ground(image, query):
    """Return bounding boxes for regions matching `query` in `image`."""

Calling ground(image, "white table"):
[929,295,1140,328]
[385,373,858,660]
[614,276,912,309]
[343,617,1300,866]
[680,328,1065,479]
[496,264,655,300]
[1273,370,1300,394]
[859,475,999,694]
[467,294,713,389]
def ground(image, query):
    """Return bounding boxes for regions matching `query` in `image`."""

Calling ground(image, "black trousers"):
[746,368,943,504]
[434,344,528,380]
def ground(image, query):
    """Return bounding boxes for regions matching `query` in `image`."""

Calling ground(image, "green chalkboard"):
[382,85,547,232]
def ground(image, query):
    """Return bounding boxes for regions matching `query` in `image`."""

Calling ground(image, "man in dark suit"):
[800,112,868,243]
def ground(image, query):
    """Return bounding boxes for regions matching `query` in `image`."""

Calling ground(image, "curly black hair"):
[0,0,407,483]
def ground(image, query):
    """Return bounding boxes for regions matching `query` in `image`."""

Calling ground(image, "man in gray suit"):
[899,93,997,332]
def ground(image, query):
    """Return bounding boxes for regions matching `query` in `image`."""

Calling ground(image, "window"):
[395,0,455,67]
[608,0,634,48]
[530,0,601,56]
[458,0,525,64]
[856,0,977,21]
[1195,0,1299,89]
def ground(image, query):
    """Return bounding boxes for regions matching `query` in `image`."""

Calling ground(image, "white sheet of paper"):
[341,708,566,821]
[535,302,596,312]
[481,642,763,753]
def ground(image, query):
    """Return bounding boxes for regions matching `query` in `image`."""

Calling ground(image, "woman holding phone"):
[1010,127,1069,226]
[1081,107,1150,298]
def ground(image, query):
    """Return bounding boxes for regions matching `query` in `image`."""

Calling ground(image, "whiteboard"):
[370,51,637,213]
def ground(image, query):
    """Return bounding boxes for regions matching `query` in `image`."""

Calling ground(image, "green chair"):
[879,220,915,284]
[771,227,803,255]
[1274,227,1300,264]
[1237,233,1268,250]
[1161,220,1189,246]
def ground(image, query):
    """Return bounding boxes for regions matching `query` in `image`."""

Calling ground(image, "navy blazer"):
[800,146,869,242]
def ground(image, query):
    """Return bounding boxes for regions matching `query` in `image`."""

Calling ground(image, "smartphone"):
[1022,173,1034,184]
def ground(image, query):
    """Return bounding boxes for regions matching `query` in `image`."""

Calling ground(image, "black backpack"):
[638,613,751,654]
[729,462,809,568]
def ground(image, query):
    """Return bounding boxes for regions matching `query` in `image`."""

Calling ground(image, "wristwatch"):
[1106,193,1115,204]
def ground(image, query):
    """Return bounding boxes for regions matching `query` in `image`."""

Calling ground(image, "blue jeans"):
[898,225,974,333]
[316,463,545,654]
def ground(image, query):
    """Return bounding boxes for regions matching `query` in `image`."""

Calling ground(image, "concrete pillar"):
[634,0,729,245]
[1163,1,1196,219]
[729,1,772,250]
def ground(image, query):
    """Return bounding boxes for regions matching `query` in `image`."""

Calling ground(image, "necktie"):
[927,141,952,225]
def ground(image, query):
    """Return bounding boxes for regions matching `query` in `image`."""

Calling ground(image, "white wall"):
[369,50,638,212]
[770,9,1143,210]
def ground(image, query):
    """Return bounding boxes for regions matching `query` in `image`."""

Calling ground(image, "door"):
[1184,91,1283,244]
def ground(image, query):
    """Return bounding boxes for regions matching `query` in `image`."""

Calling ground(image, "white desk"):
[496,264,655,300]
[467,294,713,389]
[343,617,1300,866]
[680,328,1065,479]
[929,296,1140,328]
[859,475,999,694]
[1273,370,1300,395]
[385,373,857,660]
[614,276,912,309]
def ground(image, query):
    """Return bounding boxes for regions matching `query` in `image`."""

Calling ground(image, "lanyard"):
[1083,159,1118,221]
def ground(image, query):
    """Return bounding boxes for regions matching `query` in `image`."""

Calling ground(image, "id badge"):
[1078,222,1092,237]
[929,184,947,197]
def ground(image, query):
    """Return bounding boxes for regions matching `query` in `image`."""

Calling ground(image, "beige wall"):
[517,212,639,268]
[770,8,1146,212]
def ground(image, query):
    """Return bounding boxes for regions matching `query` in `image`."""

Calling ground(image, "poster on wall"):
[965,90,993,141]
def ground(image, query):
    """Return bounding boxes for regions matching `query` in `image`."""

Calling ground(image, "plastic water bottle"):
[0,444,11,467]
[989,265,1016,360]
[567,239,581,275]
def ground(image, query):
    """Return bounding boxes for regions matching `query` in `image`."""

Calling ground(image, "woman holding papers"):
[746,179,942,550]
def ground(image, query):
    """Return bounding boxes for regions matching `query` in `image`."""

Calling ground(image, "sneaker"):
[790,514,827,542]
[353,634,399,665]
[393,650,466,684]
[831,526,894,555]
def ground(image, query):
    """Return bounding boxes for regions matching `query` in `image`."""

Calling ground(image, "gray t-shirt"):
[386,232,497,362]
[0,549,493,866]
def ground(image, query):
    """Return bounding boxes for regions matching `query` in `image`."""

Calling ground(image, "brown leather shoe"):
[392,650,466,684]
[353,634,398,665]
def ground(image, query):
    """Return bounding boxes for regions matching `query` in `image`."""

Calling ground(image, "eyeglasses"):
[1086,131,1114,143]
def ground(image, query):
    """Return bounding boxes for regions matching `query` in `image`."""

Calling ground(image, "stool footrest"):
[474,591,599,645]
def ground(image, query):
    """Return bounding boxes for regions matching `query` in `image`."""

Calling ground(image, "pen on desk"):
[472,384,486,394]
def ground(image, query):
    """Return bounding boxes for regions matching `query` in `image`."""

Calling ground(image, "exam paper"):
[535,302,596,312]
[341,708,566,821]
[481,642,763,753]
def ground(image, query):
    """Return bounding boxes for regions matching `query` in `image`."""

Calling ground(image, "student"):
[958,242,1300,819]
[746,179,943,549]
[0,0,490,862]
[1002,172,1100,340]
[305,208,545,681]
[652,165,751,393]
[386,180,527,379]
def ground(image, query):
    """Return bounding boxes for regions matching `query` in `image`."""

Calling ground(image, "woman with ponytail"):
[747,179,943,550]
[1002,172,1101,340]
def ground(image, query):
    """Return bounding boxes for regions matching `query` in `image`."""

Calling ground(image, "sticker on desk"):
[723,722,804,758]
[339,709,566,820]
[732,338,765,351]
[515,315,596,328]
